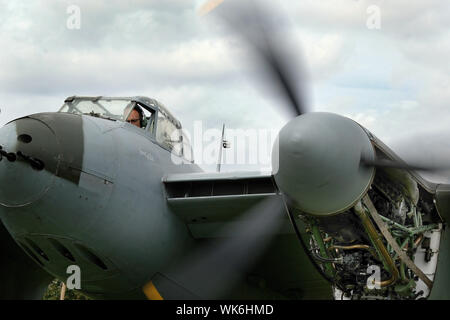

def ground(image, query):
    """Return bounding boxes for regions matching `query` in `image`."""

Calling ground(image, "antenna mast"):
[217,123,228,172]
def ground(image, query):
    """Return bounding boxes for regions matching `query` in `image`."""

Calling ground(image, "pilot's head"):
[124,105,143,128]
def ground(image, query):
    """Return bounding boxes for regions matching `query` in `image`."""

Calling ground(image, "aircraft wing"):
[163,171,295,238]
[0,219,53,299]
[161,171,333,299]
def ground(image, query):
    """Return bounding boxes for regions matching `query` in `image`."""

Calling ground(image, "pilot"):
[124,105,144,128]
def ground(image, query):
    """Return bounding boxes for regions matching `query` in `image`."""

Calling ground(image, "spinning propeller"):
[154,0,447,299]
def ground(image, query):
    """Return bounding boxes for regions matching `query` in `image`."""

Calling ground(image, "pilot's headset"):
[133,105,148,129]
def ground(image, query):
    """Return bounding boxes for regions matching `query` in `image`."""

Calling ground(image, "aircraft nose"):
[0,113,84,207]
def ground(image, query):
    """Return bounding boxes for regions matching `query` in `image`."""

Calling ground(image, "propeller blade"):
[212,0,308,117]
[360,155,449,172]
[162,196,286,299]
[198,0,225,16]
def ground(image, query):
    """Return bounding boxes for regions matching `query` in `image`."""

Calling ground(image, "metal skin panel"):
[273,112,376,216]
[428,226,450,300]
[167,194,281,225]
[15,113,85,184]
[429,184,450,299]
[0,220,53,299]
[240,232,333,300]
[164,171,273,183]
[157,233,333,300]
[435,184,450,222]
[0,120,57,207]
[0,113,85,207]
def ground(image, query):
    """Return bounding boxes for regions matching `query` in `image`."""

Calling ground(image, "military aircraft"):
[1,2,449,301]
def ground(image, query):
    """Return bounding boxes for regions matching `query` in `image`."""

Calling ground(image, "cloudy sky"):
[0,0,449,181]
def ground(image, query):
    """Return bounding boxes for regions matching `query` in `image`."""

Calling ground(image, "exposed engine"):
[298,168,442,300]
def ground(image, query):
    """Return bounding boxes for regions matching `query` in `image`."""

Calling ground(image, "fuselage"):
[0,111,202,299]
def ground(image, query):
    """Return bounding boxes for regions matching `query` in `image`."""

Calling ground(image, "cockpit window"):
[59,98,135,122]
[156,111,181,153]
[182,131,194,162]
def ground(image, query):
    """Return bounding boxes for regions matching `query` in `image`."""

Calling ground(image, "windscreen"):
[59,98,134,121]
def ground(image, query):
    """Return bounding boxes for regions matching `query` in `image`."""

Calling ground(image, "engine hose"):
[354,201,399,288]
[329,244,378,261]
[281,198,348,294]
[310,249,343,264]
[310,224,339,274]
[362,195,433,289]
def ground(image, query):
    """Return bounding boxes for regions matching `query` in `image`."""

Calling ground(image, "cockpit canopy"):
[59,97,134,122]
[59,96,193,162]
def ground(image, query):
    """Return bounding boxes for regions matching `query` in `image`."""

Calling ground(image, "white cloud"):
[0,0,449,181]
